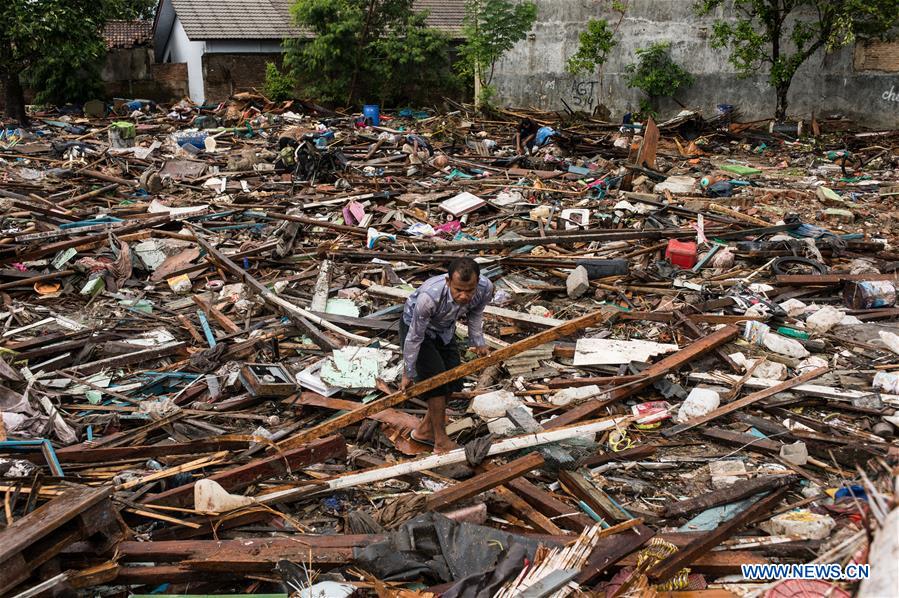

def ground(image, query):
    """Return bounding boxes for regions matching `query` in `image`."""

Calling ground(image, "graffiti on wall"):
[883,86,899,103]
[568,79,598,110]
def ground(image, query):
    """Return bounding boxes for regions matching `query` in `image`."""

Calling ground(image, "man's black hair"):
[447,257,480,282]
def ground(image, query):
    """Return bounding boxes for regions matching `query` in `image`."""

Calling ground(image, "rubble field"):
[0,96,897,597]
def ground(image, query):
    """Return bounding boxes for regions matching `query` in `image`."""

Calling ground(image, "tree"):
[285,0,455,107]
[263,62,295,102]
[625,42,694,116]
[1,0,155,124]
[459,0,537,106]
[565,19,617,77]
[696,0,899,121]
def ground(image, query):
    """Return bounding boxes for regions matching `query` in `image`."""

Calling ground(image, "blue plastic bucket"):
[363,104,380,126]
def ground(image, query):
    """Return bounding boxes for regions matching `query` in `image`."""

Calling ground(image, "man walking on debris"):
[400,257,493,452]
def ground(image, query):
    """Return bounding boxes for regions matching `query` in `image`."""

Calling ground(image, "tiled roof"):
[104,20,154,48]
[415,0,465,35]
[170,0,463,40]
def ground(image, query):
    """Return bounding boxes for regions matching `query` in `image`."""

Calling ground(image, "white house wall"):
[163,19,206,103]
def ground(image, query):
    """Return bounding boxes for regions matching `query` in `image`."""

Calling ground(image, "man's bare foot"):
[433,438,460,453]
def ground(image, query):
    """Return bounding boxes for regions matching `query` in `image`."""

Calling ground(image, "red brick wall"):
[203,53,285,101]
[854,40,899,72]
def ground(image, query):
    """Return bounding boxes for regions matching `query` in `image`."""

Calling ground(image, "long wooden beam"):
[544,325,739,430]
[277,307,616,450]
[426,452,544,510]
[662,475,796,518]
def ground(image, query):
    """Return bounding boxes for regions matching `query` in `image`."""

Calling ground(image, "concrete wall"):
[491,0,899,127]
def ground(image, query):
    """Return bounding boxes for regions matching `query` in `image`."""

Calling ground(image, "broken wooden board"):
[0,485,123,595]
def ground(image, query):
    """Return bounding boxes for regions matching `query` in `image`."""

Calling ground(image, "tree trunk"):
[775,84,788,122]
[2,71,28,126]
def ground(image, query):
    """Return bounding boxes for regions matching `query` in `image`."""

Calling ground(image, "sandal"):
[410,431,435,447]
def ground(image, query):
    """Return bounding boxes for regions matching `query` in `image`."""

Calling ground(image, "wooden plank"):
[293,392,419,429]
[688,372,899,405]
[636,117,659,169]
[141,435,346,508]
[545,326,739,430]
[492,485,567,535]
[662,475,796,518]
[426,452,544,510]
[576,522,656,585]
[506,477,593,532]
[192,295,240,334]
[700,428,783,455]
[673,310,741,373]
[558,469,630,523]
[310,259,332,312]
[277,307,616,450]
[648,487,789,583]
[53,438,254,463]
[0,485,118,594]
[63,342,187,376]
[661,367,829,437]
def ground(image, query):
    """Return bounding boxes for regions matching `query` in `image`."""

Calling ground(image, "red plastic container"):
[665,239,697,269]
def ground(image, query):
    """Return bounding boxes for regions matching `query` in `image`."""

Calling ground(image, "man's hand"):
[472,345,491,358]
[400,374,414,391]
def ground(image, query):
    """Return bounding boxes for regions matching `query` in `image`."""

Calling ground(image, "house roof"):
[168,0,464,40]
[105,20,154,48]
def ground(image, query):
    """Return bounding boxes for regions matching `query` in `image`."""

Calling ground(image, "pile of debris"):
[0,95,897,597]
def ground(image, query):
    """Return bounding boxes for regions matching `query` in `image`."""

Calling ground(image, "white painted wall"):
[164,19,206,103]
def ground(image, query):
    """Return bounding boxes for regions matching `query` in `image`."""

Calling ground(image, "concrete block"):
[566,266,590,299]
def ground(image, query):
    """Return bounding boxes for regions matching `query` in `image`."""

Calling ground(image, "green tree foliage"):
[459,0,537,106]
[625,42,694,116]
[695,0,899,121]
[263,63,295,102]
[0,0,156,123]
[285,0,455,107]
[565,19,617,76]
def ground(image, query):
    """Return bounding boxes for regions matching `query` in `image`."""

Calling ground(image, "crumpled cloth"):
[464,433,497,467]
[353,512,548,591]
